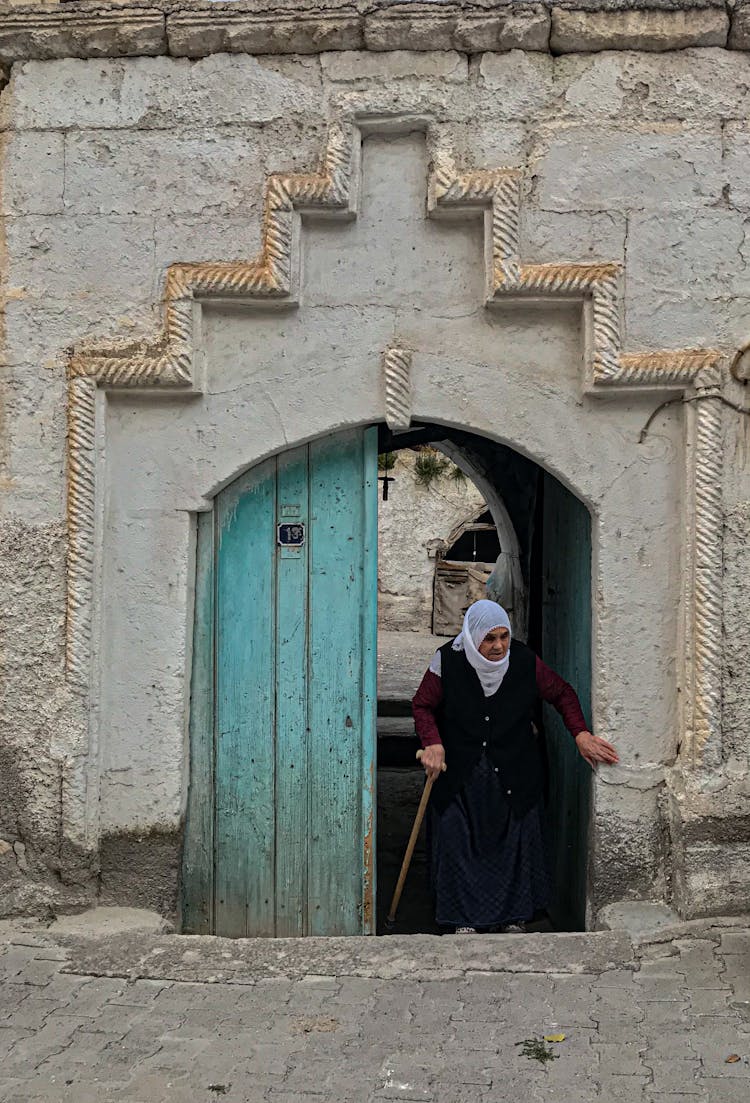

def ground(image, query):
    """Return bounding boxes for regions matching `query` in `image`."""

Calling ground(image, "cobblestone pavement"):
[1,919,750,1102]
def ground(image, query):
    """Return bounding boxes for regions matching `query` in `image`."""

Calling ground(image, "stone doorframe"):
[64,115,724,907]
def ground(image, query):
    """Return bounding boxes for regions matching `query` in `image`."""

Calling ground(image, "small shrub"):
[414,451,451,486]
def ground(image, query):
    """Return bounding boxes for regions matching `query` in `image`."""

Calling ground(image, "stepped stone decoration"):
[66,119,723,769]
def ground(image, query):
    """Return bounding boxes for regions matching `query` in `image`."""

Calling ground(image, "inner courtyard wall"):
[377,449,487,634]
[0,24,749,922]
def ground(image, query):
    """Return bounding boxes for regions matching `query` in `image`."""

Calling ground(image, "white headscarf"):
[452,599,512,697]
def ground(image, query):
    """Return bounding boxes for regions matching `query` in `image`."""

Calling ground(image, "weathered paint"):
[181,428,377,936]
[215,455,277,938]
[541,473,593,932]
[362,433,379,931]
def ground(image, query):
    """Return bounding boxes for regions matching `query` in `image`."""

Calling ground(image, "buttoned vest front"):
[431,638,545,816]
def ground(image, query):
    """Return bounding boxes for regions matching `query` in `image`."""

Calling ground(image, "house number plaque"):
[277,523,305,547]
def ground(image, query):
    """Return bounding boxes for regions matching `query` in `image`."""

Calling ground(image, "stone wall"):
[377,450,487,633]
[0,1,747,62]
[0,3,749,923]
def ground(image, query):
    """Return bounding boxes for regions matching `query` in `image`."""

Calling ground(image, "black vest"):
[431,638,544,816]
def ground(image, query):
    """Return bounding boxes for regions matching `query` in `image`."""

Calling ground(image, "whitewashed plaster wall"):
[0,45,748,921]
[377,450,487,633]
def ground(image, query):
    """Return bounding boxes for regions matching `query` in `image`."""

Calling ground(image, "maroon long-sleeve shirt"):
[412,654,588,747]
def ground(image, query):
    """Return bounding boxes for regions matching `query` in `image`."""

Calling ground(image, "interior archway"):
[376,421,592,934]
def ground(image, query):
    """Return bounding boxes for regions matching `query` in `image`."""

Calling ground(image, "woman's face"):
[478,626,510,661]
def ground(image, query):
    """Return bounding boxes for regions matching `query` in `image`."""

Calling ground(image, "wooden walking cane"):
[384,749,446,930]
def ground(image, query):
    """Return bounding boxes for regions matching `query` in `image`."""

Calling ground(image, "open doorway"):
[181,422,591,938]
[375,423,592,935]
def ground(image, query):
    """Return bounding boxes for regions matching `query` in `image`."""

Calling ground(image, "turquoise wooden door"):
[181,428,378,937]
[541,474,592,931]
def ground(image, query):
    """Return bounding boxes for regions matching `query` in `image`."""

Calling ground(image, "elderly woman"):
[412,599,618,934]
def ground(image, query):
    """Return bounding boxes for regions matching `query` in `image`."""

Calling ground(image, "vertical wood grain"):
[308,430,367,935]
[215,458,277,937]
[274,446,310,936]
[180,511,215,934]
[192,430,377,938]
[541,474,593,932]
[361,426,379,934]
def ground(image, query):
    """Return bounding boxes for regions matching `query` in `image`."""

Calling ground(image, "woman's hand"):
[575,731,619,769]
[419,744,446,780]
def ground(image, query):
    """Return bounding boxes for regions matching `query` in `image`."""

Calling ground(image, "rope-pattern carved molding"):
[428,149,721,390]
[65,124,358,690]
[383,346,412,433]
[65,119,725,770]
[687,385,724,768]
[427,143,724,767]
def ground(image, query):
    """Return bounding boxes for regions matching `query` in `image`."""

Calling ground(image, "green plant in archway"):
[414,451,451,486]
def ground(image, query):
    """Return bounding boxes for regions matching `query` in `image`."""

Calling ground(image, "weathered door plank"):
[183,430,378,937]
[274,446,310,936]
[308,430,368,935]
[361,426,378,933]
[215,458,277,937]
[541,474,593,932]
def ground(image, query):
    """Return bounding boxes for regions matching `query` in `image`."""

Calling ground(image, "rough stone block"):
[722,121,750,210]
[553,49,750,121]
[1,132,64,216]
[4,215,156,327]
[551,7,729,54]
[730,1,750,49]
[167,4,362,58]
[363,2,550,53]
[61,129,266,218]
[521,207,626,266]
[682,841,750,918]
[532,123,723,213]
[626,208,748,315]
[98,830,180,919]
[0,7,167,64]
[4,54,322,131]
[477,50,554,117]
[431,118,527,169]
[321,49,467,83]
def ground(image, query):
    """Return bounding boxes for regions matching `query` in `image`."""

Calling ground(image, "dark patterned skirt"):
[428,752,551,929]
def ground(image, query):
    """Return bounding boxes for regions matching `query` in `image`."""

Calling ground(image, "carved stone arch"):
[64,113,725,874]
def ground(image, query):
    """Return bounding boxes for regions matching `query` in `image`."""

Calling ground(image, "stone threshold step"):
[49,930,636,984]
[377,716,416,737]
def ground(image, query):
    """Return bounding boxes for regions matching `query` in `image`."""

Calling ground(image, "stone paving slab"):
[1,921,749,1102]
